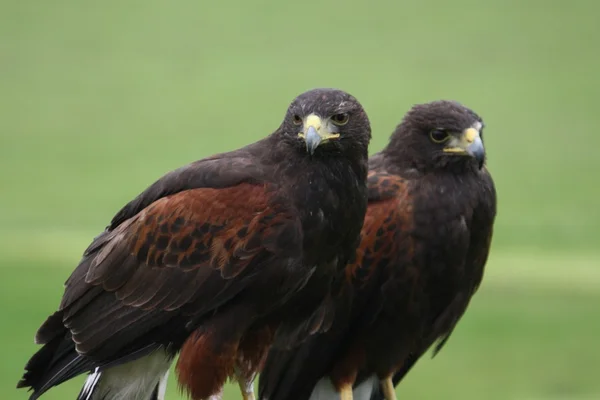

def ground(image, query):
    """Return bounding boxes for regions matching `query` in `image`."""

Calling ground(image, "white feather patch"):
[156,368,170,400]
[308,375,378,400]
[78,349,173,400]
[353,375,378,399]
[80,367,102,400]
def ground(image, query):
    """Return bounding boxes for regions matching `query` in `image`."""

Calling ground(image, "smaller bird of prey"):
[258,100,497,400]
[17,88,372,400]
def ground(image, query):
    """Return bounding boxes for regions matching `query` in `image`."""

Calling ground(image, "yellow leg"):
[239,379,256,400]
[381,376,397,400]
[340,383,353,400]
[234,367,256,400]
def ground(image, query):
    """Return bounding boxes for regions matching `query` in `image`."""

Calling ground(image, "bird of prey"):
[17,88,372,400]
[258,100,497,400]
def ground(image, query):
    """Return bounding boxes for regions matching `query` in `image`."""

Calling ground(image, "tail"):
[258,332,342,400]
[17,312,173,400]
[17,328,95,399]
[258,287,359,400]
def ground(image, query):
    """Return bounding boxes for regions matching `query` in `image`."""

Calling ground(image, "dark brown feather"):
[18,88,372,400]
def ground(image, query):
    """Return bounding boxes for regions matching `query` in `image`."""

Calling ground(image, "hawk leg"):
[234,366,256,400]
[340,383,353,400]
[380,376,397,400]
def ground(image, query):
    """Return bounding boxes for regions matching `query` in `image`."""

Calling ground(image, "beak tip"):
[304,125,321,155]
[465,137,485,169]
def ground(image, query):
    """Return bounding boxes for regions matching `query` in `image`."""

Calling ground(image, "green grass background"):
[2,0,599,399]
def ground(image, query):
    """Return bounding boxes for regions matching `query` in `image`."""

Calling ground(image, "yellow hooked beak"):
[297,114,340,155]
[442,127,485,168]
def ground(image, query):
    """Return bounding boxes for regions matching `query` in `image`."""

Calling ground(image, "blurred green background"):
[2,0,599,399]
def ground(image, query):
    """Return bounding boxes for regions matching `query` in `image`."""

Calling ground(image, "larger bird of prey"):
[17,88,372,400]
[258,100,497,400]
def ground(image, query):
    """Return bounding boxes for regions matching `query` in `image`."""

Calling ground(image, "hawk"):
[258,100,497,400]
[17,88,372,400]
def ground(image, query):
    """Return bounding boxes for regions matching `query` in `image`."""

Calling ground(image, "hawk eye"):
[429,129,450,143]
[292,114,302,125]
[331,113,349,126]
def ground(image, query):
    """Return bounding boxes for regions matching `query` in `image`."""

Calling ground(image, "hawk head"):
[388,100,486,171]
[280,88,372,157]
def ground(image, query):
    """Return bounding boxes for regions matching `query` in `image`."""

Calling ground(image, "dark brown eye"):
[331,113,349,126]
[292,114,302,125]
[430,129,450,143]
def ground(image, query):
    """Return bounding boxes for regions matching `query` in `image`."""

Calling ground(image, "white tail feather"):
[77,349,173,400]
[80,367,102,400]
[155,368,170,400]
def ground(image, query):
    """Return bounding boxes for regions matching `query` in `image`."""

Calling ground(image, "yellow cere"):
[464,128,480,143]
[304,114,322,130]
[303,114,340,140]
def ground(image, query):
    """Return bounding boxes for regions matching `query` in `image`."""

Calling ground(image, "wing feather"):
[37,182,302,364]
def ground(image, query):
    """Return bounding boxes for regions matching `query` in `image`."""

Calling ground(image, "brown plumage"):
[258,100,497,400]
[17,88,372,400]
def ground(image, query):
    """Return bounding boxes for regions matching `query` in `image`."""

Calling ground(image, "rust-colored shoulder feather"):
[348,170,411,284]
[47,182,302,354]
[21,177,304,399]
